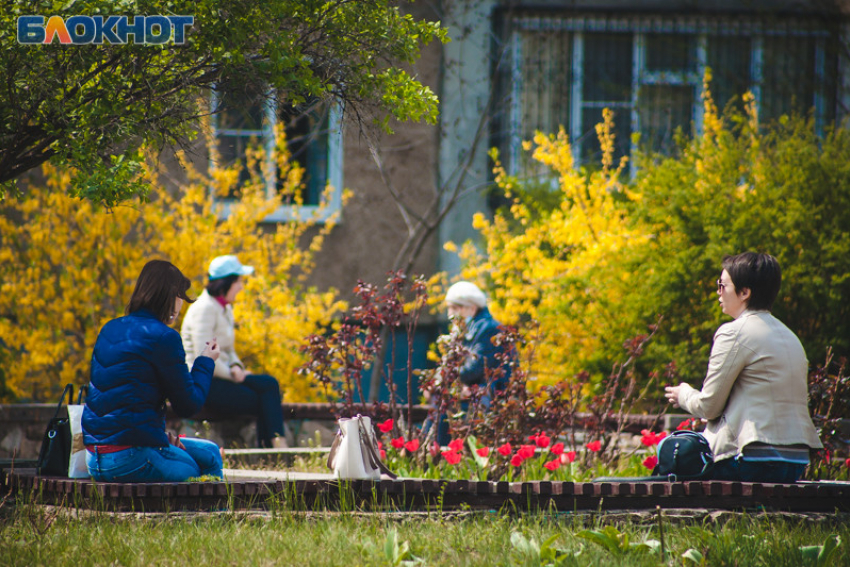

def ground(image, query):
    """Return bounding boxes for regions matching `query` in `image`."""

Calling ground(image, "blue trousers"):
[709,457,806,483]
[423,396,491,446]
[86,437,222,482]
[204,374,285,448]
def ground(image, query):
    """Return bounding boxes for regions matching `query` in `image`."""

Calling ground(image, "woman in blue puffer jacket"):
[82,260,223,482]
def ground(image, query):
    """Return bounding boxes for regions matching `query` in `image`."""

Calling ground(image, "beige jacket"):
[181,290,243,381]
[677,310,822,461]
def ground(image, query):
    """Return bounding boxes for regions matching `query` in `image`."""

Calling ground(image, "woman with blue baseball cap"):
[181,255,286,448]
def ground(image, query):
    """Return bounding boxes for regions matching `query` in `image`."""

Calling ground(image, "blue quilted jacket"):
[82,309,215,447]
[458,307,513,391]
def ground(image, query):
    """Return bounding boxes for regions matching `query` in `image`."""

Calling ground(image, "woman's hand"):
[168,432,186,450]
[665,384,684,408]
[230,365,247,383]
[201,338,220,361]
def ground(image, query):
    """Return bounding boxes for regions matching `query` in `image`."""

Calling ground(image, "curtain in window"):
[517,30,571,179]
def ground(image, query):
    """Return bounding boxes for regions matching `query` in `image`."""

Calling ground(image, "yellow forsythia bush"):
[0,139,346,403]
[453,109,651,391]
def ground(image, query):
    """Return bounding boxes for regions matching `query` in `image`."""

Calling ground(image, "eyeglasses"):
[716,279,729,293]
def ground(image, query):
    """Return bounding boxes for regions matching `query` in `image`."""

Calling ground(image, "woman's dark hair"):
[206,274,239,297]
[722,252,782,311]
[126,260,195,322]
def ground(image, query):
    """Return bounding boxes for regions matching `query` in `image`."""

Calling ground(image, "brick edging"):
[6,469,850,513]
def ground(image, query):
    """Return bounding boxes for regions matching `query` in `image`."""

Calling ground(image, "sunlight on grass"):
[2,495,849,567]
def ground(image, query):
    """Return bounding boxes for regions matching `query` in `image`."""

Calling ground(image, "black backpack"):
[651,430,714,481]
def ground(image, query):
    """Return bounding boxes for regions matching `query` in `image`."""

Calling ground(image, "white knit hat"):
[445,281,487,309]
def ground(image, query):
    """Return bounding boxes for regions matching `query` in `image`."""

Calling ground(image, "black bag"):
[651,430,714,481]
[36,384,75,477]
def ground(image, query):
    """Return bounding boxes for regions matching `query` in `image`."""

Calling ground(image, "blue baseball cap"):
[208,255,254,280]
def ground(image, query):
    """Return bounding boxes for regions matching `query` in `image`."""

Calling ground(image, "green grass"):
[3,494,849,567]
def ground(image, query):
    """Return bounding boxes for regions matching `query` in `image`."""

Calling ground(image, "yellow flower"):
[0,141,345,402]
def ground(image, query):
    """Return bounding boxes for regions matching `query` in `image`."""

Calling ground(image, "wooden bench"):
[5,467,850,513]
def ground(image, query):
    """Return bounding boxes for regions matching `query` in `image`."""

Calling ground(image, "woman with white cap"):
[444,281,512,393]
[426,281,513,444]
[181,255,286,448]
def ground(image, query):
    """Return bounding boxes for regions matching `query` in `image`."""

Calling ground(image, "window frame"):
[209,89,344,224]
[503,14,834,175]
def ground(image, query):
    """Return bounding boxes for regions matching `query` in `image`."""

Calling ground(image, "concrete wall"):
[438,0,500,278]
[303,1,444,299]
[0,404,340,460]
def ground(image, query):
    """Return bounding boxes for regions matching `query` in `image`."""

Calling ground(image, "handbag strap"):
[76,384,88,405]
[326,430,342,471]
[357,418,397,480]
[51,384,74,420]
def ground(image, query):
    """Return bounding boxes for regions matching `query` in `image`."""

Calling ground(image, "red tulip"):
[476,447,490,458]
[517,445,536,460]
[448,438,464,453]
[535,434,551,448]
[640,429,655,446]
[845,457,850,468]
[676,418,692,431]
[586,440,602,452]
[442,450,462,465]
[550,442,564,456]
[643,455,659,470]
[544,459,560,471]
[377,419,394,433]
[391,436,404,450]
[404,439,420,452]
[510,454,524,467]
[497,443,512,456]
[380,449,386,460]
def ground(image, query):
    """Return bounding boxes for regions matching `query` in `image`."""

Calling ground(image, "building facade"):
[437,0,850,276]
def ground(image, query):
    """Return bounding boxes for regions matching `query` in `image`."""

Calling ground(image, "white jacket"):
[677,310,822,461]
[181,290,243,381]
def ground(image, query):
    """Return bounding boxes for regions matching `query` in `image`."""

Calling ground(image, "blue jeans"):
[204,374,285,448]
[709,456,806,483]
[86,437,223,482]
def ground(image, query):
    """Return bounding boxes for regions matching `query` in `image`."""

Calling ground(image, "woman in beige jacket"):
[665,252,822,483]
[182,255,285,448]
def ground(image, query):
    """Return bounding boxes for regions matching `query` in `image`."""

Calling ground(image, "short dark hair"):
[721,252,782,311]
[206,274,239,297]
[126,260,195,323]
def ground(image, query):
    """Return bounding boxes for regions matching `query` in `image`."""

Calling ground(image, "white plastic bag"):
[67,403,88,478]
[327,415,396,480]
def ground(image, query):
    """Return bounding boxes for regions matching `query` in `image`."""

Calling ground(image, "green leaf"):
[636,539,662,554]
[818,535,842,566]
[510,531,540,557]
[682,549,705,565]
[576,527,624,555]
[800,534,842,566]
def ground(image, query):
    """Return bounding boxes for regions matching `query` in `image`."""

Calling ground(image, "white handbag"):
[67,386,88,478]
[327,415,396,480]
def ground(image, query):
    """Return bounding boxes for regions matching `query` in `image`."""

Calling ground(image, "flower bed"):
[375,418,682,482]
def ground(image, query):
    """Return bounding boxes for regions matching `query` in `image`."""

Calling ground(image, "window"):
[211,84,343,223]
[498,14,837,178]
